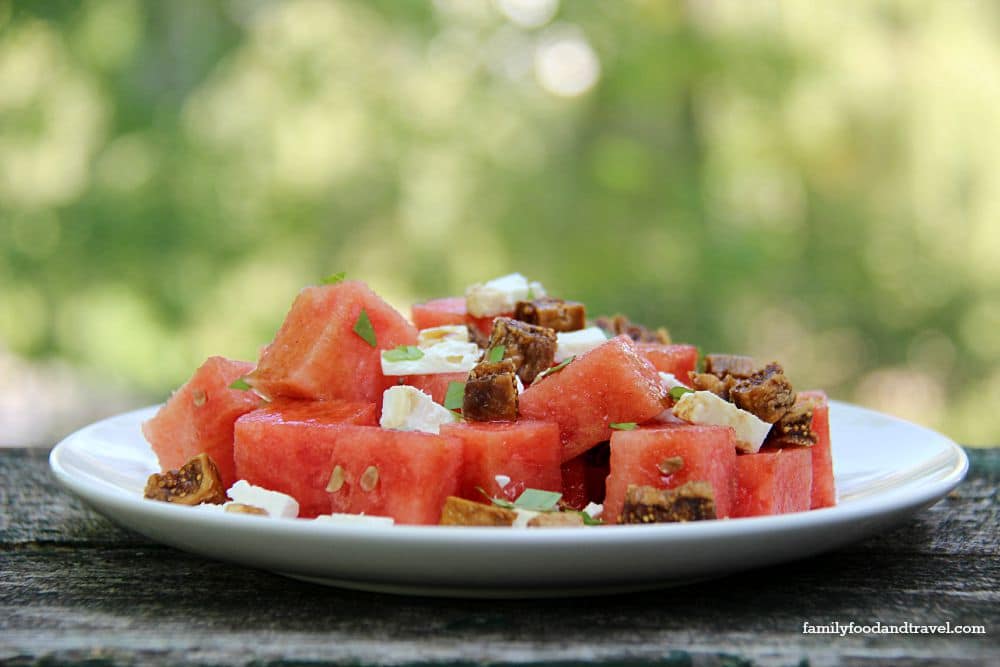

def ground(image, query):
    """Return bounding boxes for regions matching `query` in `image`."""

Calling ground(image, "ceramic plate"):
[49,402,967,598]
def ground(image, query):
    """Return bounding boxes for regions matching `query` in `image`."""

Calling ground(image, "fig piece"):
[144,453,227,506]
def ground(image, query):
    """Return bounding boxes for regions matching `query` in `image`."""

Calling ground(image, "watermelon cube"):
[411,297,466,330]
[636,343,698,385]
[247,280,417,403]
[142,356,260,488]
[604,424,737,523]
[733,447,813,517]
[326,427,463,525]
[561,442,612,510]
[800,390,835,508]
[519,336,665,462]
[403,372,466,405]
[440,420,561,502]
[233,399,378,517]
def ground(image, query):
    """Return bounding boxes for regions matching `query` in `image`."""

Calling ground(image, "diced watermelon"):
[636,343,698,385]
[247,280,417,403]
[467,312,513,340]
[403,372,466,405]
[327,428,463,525]
[560,457,589,510]
[800,390,835,509]
[142,356,260,488]
[733,448,813,517]
[441,420,561,503]
[411,297,466,330]
[604,424,737,523]
[519,336,665,462]
[233,399,378,517]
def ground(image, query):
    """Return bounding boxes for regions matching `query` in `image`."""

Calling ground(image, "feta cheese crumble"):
[465,273,546,317]
[417,325,469,347]
[380,385,458,434]
[225,480,299,518]
[672,390,772,453]
[381,339,481,376]
[555,326,608,362]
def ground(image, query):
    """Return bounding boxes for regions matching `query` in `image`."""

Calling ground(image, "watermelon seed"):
[326,465,345,493]
[657,456,684,476]
[360,465,379,492]
[192,390,207,407]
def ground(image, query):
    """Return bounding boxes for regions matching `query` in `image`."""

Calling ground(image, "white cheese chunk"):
[582,502,604,519]
[226,480,299,518]
[512,508,541,529]
[417,325,469,348]
[515,375,524,394]
[672,390,772,453]
[380,339,482,376]
[555,326,608,362]
[494,474,511,489]
[313,513,395,527]
[380,385,457,434]
[465,273,546,317]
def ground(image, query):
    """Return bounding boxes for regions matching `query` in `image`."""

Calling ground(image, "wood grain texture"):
[1,448,997,667]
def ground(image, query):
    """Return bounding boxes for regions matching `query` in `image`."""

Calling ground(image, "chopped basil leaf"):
[579,512,604,526]
[444,381,466,410]
[476,486,515,509]
[533,356,574,384]
[353,308,377,347]
[610,422,637,431]
[487,345,506,363]
[321,271,346,285]
[513,488,562,512]
[669,385,693,401]
[229,378,251,391]
[526,286,535,300]
[383,345,424,362]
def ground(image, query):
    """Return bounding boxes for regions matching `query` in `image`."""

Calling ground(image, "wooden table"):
[1,447,997,666]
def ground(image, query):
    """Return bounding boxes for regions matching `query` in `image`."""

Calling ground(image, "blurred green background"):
[1,0,998,446]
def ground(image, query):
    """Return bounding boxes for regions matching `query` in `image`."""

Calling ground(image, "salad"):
[141,272,835,527]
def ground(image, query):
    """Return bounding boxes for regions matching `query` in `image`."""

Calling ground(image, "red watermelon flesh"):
[233,399,378,517]
[411,297,466,330]
[467,312,513,340]
[519,336,665,463]
[561,456,589,510]
[604,424,737,524]
[247,280,417,403]
[142,356,260,488]
[733,447,813,517]
[403,372,466,405]
[636,343,698,385]
[441,420,561,503]
[800,390,835,509]
[327,427,463,525]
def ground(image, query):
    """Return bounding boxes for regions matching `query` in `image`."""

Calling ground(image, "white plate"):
[49,401,967,598]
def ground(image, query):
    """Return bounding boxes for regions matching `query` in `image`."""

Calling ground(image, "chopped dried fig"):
[144,453,227,505]
[728,362,796,423]
[766,398,817,448]
[593,314,671,344]
[514,298,586,332]
[439,496,516,526]
[703,354,758,379]
[619,482,716,524]
[526,512,585,528]
[487,317,557,384]
[463,359,519,422]
[225,503,268,516]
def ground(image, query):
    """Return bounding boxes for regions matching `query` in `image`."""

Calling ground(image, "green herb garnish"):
[487,345,506,363]
[526,286,536,300]
[513,488,563,512]
[476,486,515,509]
[321,271,346,285]
[610,422,637,431]
[444,381,466,410]
[229,377,251,391]
[533,356,574,383]
[668,385,693,401]
[383,345,424,362]
[353,308,377,347]
[579,512,604,526]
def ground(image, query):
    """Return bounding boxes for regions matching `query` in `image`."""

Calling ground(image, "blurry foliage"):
[1,0,999,444]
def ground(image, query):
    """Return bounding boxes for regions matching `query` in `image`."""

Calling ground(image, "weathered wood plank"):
[0,449,997,666]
